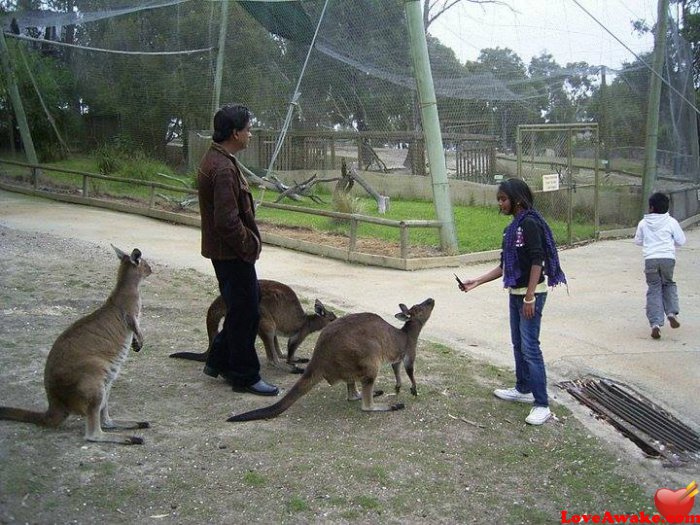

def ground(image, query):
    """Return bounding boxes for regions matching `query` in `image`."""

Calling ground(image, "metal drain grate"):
[558,377,700,464]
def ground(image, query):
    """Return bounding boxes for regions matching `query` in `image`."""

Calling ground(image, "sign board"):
[542,174,560,192]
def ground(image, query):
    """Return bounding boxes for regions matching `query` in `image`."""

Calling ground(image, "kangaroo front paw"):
[410,386,418,396]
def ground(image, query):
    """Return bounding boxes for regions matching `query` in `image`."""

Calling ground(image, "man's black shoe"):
[232,379,279,397]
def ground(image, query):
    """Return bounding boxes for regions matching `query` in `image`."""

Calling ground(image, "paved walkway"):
[1,189,698,432]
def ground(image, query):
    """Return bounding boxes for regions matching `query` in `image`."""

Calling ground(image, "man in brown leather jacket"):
[197,104,278,396]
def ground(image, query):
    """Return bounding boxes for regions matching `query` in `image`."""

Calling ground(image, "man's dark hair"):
[498,178,535,212]
[648,192,670,214]
[212,104,252,143]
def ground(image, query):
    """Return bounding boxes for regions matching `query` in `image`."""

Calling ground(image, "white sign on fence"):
[542,174,560,192]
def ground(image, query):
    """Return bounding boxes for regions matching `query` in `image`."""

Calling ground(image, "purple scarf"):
[503,209,567,289]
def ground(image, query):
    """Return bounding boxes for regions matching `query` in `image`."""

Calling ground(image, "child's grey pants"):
[644,258,679,327]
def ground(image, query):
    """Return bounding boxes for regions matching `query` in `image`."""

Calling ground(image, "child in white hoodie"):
[634,192,686,339]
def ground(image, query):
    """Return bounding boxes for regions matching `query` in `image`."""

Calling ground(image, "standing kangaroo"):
[227,298,435,422]
[0,246,152,445]
[169,280,336,373]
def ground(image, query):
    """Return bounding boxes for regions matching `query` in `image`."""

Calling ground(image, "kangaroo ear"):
[395,312,410,322]
[112,244,128,261]
[314,299,325,316]
[130,249,142,265]
[399,303,410,314]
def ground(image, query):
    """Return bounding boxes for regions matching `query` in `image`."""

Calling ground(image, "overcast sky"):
[429,0,662,70]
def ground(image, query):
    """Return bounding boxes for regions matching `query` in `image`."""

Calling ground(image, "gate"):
[517,123,600,245]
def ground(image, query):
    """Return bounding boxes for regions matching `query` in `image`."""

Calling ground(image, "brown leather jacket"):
[197,143,261,263]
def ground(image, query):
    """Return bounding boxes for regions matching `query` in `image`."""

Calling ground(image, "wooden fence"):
[0,159,445,267]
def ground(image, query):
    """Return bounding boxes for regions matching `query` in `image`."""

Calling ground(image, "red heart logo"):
[654,487,695,519]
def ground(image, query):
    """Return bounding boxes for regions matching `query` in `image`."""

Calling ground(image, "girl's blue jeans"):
[509,293,548,407]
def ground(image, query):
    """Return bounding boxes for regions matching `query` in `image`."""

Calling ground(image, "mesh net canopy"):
[0,0,698,187]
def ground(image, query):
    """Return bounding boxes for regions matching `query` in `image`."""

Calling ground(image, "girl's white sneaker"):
[493,387,535,403]
[525,406,552,425]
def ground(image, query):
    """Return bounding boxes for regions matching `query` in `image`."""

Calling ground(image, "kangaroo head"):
[314,299,337,322]
[394,298,435,325]
[111,245,153,281]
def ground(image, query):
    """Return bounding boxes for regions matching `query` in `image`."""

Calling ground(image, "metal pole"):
[211,0,229,115]
[641,0,669,213]
[567,130,573,245]
[594,125,600,238]
[404,0,458,254]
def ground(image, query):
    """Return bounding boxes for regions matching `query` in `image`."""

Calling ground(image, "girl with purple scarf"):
[456,179,566,426]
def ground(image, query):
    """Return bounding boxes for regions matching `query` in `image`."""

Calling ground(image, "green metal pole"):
[403,0,458,254]
[211,0,229,116]
[594,124,600,238]
[641,0,669,213]
[0,30,39,165]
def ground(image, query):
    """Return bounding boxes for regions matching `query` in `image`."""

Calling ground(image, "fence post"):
[348,217,358,255]
[31,166,37,189]
[400,222,408,259]
[149,184,156,208]
[82,174,88,197]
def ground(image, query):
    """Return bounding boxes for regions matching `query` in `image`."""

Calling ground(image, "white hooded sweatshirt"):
[634,212,686,260]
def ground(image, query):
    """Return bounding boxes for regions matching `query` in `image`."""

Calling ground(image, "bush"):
[96,144,125,175]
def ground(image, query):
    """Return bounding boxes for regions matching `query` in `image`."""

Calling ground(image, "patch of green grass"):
[287,496,310,512]
[243,471,266,486]
[355,495,381,510]
[255,189,593,252]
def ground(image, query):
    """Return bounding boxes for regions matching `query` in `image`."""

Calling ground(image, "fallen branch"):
[447,413,486,429]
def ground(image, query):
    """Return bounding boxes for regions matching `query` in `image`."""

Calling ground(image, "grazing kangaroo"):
[227,298,435,422]
[169,280,336,373]
[0,246,152,445]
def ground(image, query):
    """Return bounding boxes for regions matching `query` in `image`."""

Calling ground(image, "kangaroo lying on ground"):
[169,280,337,373]
[0,246,152,445]
[227,298,435,422]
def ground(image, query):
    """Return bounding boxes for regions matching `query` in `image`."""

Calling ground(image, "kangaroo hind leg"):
[347,381,384,402]
[100,404,149,430]
[360,378,402,412]
[85,392,144,445]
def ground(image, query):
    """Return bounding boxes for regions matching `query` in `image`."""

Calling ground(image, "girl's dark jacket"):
[197,143,261,264]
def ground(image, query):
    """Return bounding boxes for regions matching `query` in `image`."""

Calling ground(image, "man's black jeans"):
[207,259,261,387]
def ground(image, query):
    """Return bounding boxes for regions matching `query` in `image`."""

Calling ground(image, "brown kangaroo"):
[169,280,336,373]
[227,298,435,422]
[0,246,152,445]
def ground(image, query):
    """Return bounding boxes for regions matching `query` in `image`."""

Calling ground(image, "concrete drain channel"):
[558,377,700,465]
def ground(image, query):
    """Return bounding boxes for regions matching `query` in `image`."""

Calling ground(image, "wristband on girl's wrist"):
[523,296,536,304]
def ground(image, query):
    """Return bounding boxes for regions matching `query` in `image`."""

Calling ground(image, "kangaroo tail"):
[169,350,208,362]
[0,406,56,426]
[227,368,320,422]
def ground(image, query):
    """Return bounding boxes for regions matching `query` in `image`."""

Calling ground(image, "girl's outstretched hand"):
[456,277,479,293]
[462,279,479,292]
